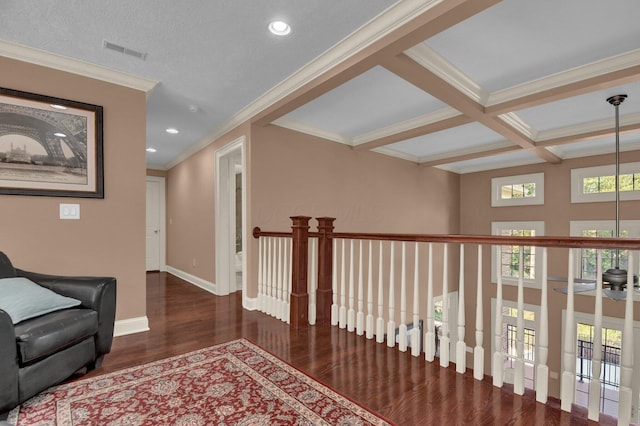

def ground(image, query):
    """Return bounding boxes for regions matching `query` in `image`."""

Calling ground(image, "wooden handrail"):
[253,227,321,239]
[254,226,640,249]
[330,232,640,250]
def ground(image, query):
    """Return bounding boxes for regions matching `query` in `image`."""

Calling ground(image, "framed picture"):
[0,87,104,198]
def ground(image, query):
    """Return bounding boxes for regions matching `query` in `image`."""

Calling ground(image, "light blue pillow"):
[0,277,81,324]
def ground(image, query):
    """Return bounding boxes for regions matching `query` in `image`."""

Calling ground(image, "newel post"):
[290,216,311,328]
[316,217,335,325]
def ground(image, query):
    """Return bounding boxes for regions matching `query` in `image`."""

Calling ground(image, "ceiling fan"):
[552,94,639,301]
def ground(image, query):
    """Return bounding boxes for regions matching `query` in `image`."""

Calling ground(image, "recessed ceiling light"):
[269,20,291,36]
[50,104,67,110]
[166,128,179,134]
[146,147,157,153]
[54,132,67,137]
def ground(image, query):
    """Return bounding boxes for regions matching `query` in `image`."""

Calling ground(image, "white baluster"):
[267,237,274,316]
[536,247,549,403]
[618,252,635,425]
[561,249,576,412]
[376,241,385,343]
[258,237,264,312]
[347,239,356,332]
[425,243,435,362]
[271,237,279,317]
[282,238,290,323]
[339,239,347,329]
[275,237,283,320]
[514,248,525,395]
[474,245,484,381]
[366,240,375,340]
[387,241,396,348]
[440,243,450,368]
[308,238,317,325]
[456,244,466,373]
[411,242,421,357]
[588,250,603,421]
[398,242,408,352]
[356,240,365,335]
[331,238,338,326]
[493,245,504,387]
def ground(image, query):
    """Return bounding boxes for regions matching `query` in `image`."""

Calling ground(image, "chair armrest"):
[0,310,19,413]
[16,270,117,357]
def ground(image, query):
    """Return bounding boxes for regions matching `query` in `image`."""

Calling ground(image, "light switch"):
[60,203,80,220]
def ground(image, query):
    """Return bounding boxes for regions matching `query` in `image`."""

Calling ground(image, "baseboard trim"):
[166,266,217,295]
[114,316,149,337]
[243,296,258,311]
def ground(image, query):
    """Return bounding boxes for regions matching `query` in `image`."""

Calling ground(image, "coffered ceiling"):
[1,0,639,173]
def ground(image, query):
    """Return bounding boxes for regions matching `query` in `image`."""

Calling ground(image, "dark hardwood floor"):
[88,272,613,425]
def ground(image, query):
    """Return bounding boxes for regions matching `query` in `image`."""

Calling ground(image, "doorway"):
[146,176,166,271]
[215,136,246,296]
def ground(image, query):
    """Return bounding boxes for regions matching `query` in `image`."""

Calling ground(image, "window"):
[492,221,545,288]
[502,307,536,390]
[491,299,539,390]
[492,173,544,207]
[562,311,640,421]
[571,162,640,203]
[574,322,622,417]
[570,221,640,281]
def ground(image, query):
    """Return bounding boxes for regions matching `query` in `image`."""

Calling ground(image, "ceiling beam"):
[353,114,472,151]
[381,53,562,164]
[419,145,521,167]
[252,0,503,126]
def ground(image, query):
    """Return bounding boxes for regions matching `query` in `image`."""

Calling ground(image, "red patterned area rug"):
[8,338,393,425]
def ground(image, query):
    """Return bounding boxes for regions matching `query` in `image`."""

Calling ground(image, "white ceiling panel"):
[384,122,504,158]
[438,149,544,175]
[426,0,640,92]
[550,133,640,159]
[515,82,640,133]
[284,66,446,138]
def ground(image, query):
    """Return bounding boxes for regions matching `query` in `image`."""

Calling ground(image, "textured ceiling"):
[1,0,640,173]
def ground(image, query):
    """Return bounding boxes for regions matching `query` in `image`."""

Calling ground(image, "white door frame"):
[215,136,246,296]
[146,176,166,271]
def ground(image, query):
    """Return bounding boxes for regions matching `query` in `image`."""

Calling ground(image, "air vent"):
[102,40,147,60]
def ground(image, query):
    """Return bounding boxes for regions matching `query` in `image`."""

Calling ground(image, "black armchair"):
[0,252,116,414]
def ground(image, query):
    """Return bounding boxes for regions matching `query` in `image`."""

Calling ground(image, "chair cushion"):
[0,252,16,278]
[0,277,81,324]
[14,308,98,365]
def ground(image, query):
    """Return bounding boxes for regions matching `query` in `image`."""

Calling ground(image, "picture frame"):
[0,87,104,198]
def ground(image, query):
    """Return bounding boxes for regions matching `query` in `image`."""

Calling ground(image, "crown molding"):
[499,112,537,140]
[404,43,488,105]
[418,140,515,164]
[552,140,640,161]
[353,107,461,146]
[371,146,420,163]
[536,113,640,144]
[487,49,640,107]
[272,118,353,145]
[165,0,453,169]
[437,155,545,175]
[0,39,158,94]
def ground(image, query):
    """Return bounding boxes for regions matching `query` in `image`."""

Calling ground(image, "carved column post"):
[316,217,335,325]
[290,216,311,328]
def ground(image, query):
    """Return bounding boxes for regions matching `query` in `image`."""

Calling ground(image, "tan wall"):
[165,124,250,283]
[460,150,640,398]
[0,57,147,321]
[249,124,460,297]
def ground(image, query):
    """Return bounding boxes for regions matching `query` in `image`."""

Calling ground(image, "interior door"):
[146,180,161,271]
